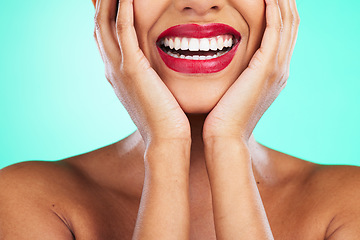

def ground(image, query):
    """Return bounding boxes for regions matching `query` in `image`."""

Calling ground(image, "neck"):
[187,113,207,163]
[186,113,271,182]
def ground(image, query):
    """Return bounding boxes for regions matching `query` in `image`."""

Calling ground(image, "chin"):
[158,70,239,114]
[171,87,223,114]
[180,101,215,114]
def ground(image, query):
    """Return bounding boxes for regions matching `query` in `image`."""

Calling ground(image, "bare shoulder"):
[0,145,120,240]
[0,159,83,185]
[309,164,360,199]
[282,154,360,207]
[271,148,360,197]
[0,160,80,239]
[306,164,360,239]
[0,137,143,239]
[269,147,360,239]
[0,141,124,214]
[0,159,91,199]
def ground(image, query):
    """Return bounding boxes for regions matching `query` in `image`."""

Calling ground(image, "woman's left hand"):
[203,0,300,145]
[203,1,300,239]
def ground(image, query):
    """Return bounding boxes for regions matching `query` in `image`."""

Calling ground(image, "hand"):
[93,0,191,147]
[203,0,300,144]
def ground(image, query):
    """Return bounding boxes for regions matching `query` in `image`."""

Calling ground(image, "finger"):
[222,0,284,100]
[287,0,300,64]
[94,0,120,62]
[114,1,175,108]
[116,0,141,64]
[212,0,285,133]
[248,0,283,71]
[278,0,295,65]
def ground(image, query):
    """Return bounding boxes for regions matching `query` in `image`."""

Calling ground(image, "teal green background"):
[0,1,359,169]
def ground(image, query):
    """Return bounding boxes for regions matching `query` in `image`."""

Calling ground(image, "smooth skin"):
[1,0,360,239]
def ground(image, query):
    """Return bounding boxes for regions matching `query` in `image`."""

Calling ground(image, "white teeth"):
[166,50,231,60]
[217,36,224,50]
[180,37,189,50]
[162,35,234,51]
[167,51,177,57]
[162,34,235,60]
[224,38,233,47]
[164,38,169,47]
[169,38,174,49]
[189,38,200,51]
[199,38,210,51]
[174,37,181,50]
[224,39,229,48]
[210,38,217,51]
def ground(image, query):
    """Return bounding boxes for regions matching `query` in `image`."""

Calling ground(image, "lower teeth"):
[166,50,230,60]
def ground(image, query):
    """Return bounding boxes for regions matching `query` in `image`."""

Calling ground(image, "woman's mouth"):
[156,23,241,74]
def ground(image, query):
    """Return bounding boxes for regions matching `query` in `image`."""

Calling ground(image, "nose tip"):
[175,0,224,16]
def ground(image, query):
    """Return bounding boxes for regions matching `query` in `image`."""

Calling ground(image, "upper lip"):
[156,23,241,43]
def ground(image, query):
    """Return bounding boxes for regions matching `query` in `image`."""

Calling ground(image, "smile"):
[156,23,241,74]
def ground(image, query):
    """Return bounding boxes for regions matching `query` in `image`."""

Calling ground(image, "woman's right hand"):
[94,4,191,238]
[93,0,191,148]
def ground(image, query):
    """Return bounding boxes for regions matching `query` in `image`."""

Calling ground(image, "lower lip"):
[156,43,240,74]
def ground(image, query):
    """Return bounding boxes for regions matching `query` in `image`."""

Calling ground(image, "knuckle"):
[269,69,278,80]
[280,73,288,89]
[278,22,284,32]
[116,20,130,33]
[104,70,114,86]
[118,63,130,76]
[274,69,289,87]
[121,65,137,79]
[283,11,293,24]
[248,53,265,70]
[105,74,114,88]
[104,68,121,90]
[290,15,300,27]
[267,63,282,80]
[267,22,284,33]
[94,14,105,32]
[265,66,276,78]
[280,79,287,90]
[272,21,284,33]
[286,14,294,24]
[283,70,290,81]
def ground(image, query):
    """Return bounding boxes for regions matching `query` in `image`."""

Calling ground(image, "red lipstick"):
[156,23,241,74]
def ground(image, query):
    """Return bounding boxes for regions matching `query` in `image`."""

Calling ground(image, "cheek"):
[134,0,161,27]
[230,0,265,25]
[231,0,266,49]
[133,0,170,55]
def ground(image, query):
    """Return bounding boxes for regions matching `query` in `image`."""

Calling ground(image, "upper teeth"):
[161,35,234,51]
